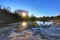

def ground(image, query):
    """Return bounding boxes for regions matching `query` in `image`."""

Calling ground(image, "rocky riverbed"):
[0,22,60,40]
[8,29,42,40]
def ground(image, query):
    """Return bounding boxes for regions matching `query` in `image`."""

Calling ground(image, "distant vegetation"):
[0,6,60,22]
[37,15,60,22]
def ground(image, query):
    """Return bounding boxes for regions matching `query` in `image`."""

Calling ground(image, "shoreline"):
[49,19,60,26]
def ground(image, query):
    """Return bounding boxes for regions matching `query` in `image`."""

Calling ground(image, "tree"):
[1,7,11,13]
[29,15,36,21]
[28,15,38,28]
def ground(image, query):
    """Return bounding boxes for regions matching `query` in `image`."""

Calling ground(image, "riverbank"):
[0,22,19,28]
[49,19,60,26]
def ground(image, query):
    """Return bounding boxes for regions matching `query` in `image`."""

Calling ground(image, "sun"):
[21,12,27,17]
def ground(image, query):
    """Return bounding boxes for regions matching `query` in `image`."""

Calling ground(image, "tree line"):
[0,6,60,22]
[37,15,60,22]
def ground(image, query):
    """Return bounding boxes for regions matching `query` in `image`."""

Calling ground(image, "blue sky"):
[1,0,60,17]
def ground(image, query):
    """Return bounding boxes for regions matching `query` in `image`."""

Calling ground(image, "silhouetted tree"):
[29,15,36,21]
